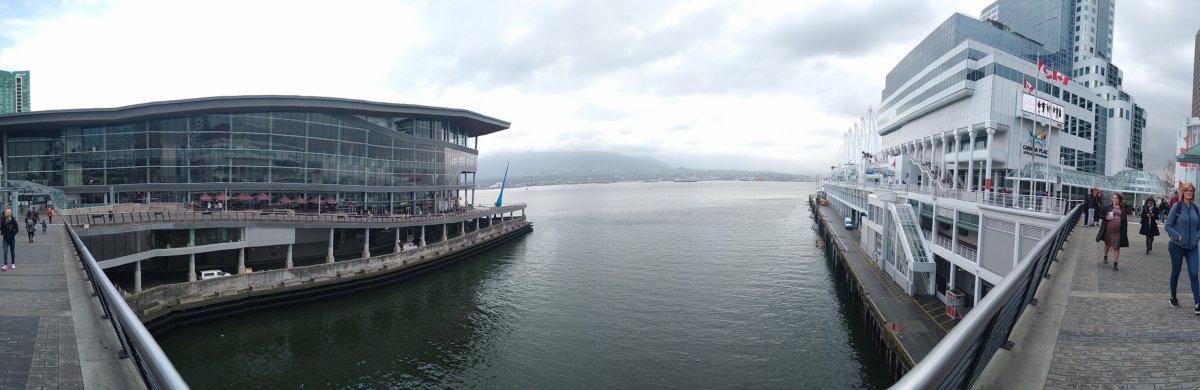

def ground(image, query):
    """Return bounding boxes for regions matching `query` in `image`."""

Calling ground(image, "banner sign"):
[1022,93,1063,127]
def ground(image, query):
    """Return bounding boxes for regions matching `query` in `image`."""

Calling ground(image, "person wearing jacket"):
[1096,192,1130,271]
[1,209,17,271]
[1140,197,1161,255]
[1165,183,1200,314]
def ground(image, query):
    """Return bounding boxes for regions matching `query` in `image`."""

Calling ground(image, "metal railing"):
[61,204,527,227]
[821,180,1072,216]
[66,224,189,390]
[891,204,1081,389]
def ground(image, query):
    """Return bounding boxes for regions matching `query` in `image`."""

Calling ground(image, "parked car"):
[199,270,232,280]
[844,217,855,230]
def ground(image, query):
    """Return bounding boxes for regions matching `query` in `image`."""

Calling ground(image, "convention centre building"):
[0,95,506,213]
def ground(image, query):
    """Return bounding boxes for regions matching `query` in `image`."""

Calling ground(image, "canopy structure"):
[1006,162,1170,199]
[1177,143,1200,164]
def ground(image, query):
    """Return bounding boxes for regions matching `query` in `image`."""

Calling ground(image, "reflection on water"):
[159,182,890,389]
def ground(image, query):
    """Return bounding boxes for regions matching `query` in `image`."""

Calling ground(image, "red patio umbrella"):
[278,195,292,205]
[325,198,338,205]
[216,192,229,202]
[199,193,212,202]
[236,192,253,201]
[256,193,271,201]
[295,196,308,205]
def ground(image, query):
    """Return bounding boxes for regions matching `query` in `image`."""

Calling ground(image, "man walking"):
[1,209,18,271]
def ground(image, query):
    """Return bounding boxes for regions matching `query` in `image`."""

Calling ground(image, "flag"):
[1024,79,1034,93]
[1038,57,1045,75]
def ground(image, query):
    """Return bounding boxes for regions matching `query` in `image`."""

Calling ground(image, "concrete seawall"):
[128,217,532,334]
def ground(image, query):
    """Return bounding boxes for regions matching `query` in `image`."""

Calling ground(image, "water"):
[158,181,891,389]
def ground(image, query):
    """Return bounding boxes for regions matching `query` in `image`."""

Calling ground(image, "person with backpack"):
[1140,196,1160,255]
[1,209,17,271]
[1165,183,1200,314]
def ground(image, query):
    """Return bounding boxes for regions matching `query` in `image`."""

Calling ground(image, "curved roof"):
[0,95,510,137]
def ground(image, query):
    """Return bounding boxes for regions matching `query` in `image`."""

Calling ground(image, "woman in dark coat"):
[1096,193,1131,270]
[1141,196,1160,255]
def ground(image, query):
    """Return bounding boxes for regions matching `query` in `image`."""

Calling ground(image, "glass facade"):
[0,70,30,114]
[0,99,499,214]
[995,0,1074,68]
[882,14,1069,102]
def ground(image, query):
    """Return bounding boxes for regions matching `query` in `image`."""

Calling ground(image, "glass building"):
[0,96,508,213]
[0,70,30,114]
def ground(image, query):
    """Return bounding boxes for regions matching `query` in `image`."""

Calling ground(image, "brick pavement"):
[0,222,143,389]
[1045,223,1200,389]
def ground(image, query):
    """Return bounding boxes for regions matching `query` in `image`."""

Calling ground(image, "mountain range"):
[475,151,810,184]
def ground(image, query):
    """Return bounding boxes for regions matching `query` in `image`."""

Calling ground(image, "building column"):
[362,228,371,258]
[442,223,449,241]
[462,221,466,235]
[237,247,246,274]
[286,244,294,269]
[967,129,977,192]
[985,127,996,193]
[326,228,335,263]
[476,217,480,230]
[926,138,935,189]
[952,132,961,190]
[188,254,196,282]
[420,225,426,246]
[394,229,401,252]
[134,260,142,293]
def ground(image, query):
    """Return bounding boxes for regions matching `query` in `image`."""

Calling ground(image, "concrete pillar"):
[188,254,196,282]
[952,132,961,190]
[967,129,977,193]
[286,244,294,269]
[237,247,246,275]
[476,217,480,230]
[420,225,426,246]
[442,223,448,241]
[134,260,142,293]
[327,228,335,263]
[461,221,466,235]
[394,229,401,252]
[362,228,371,258]
[985,127,996,193]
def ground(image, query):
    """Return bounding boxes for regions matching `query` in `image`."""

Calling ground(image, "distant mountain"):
[476,151,670,182]
[475,151,810,184]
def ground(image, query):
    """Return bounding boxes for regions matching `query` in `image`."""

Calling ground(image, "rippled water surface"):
[159,181,890,389]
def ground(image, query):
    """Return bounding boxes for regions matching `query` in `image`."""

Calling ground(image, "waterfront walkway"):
[0,224,143,389]
[978,222,1200,389]
[817,205,952,363]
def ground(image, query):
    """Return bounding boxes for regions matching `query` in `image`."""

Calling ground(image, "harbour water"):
[158,181,892,389]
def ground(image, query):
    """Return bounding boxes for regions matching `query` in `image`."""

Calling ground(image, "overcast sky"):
[0,0,1195,174]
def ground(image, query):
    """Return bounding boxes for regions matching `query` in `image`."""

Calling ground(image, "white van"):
[844,217,855,230]
[199,270,232,280]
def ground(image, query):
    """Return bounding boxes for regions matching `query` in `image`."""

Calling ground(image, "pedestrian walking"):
[1,209,17,271]
[1140,197,1160,255]
[24,214,35,243]
[1096,192,1130,271]
[1165,183,1200,313]
[1091,189,1105,226]
[40,219,47,234]
[46,208,53,224]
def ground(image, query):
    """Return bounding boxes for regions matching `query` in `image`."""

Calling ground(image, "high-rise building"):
[985,0,1141,172]
[0,70,30,114]
[1193,29,1199,118]
[981,1,999,22]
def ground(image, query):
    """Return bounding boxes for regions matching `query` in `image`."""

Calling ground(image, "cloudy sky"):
[0,0,1195,174]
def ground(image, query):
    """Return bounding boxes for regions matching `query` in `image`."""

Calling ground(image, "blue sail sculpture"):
[495,161,510,207]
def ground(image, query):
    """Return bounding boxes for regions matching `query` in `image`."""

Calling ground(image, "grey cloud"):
[1110,0,1200,169]
[387,0,940,100]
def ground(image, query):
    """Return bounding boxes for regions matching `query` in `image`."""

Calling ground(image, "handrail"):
[65,224,189,390]
[60,204,527,227]
[891,204,1081,389]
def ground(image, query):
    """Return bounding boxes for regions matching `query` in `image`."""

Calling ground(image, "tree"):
[1159,160,1176,190]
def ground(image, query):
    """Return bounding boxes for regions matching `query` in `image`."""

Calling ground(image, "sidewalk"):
[0,223,144,389]
[978,222,1200,389]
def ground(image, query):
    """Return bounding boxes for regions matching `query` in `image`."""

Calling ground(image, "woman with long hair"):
[1165,183,1200,313]
[1096,192,1130,270]
[1140,196,1160,255]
